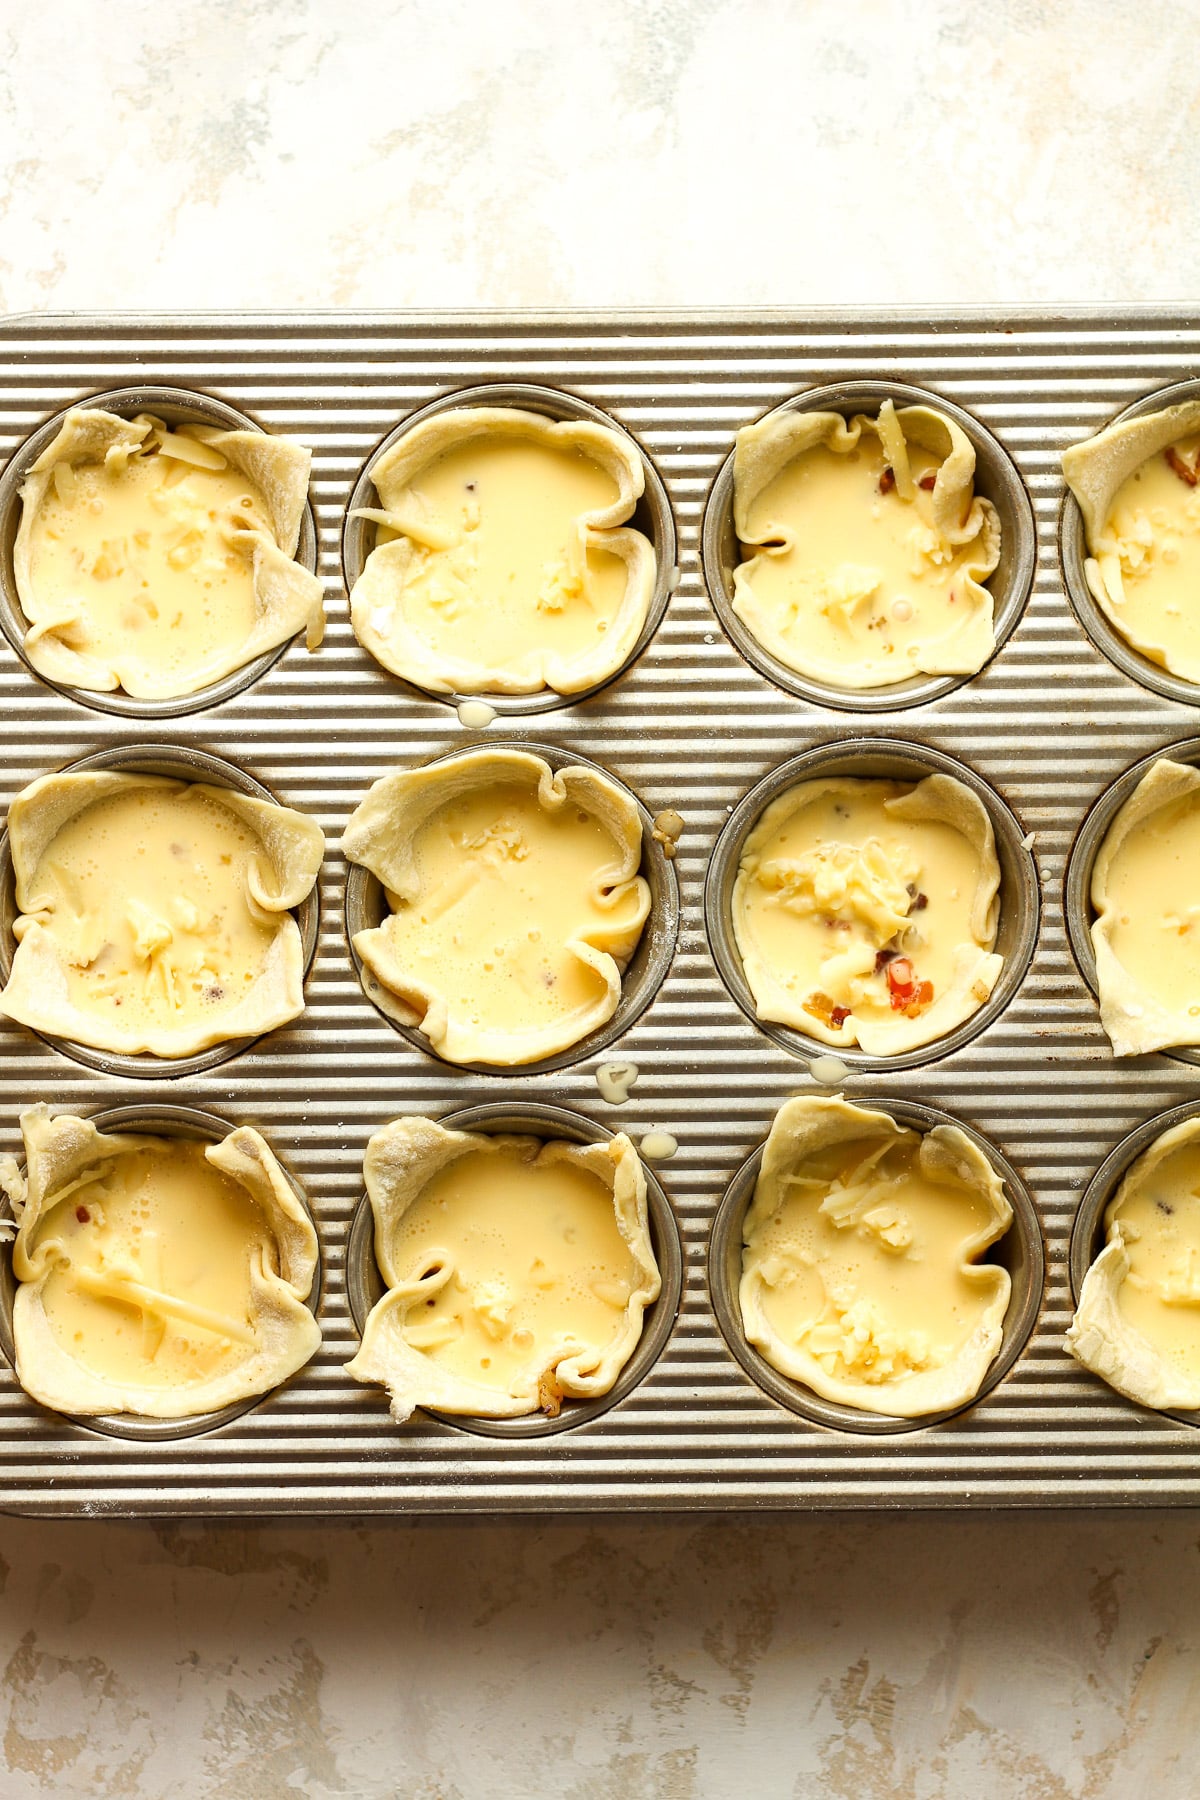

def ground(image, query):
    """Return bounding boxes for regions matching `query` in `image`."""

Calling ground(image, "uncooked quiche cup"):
[0,1102,322,1438]
[344,1101,683,1439]
[1066,744,1200,1062]
[0,743,323,1079]
[709,1095,1044,1434]
[1061,378,1200,703]
[342,382,675,715]
[1069,1104,1200,1419]
[705,738,1038,1072]
[702,379,1035,712]
[0,385,323,717]
[343,742,679,1073]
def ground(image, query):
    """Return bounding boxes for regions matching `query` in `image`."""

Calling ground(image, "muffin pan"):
[1,308,1200,1514]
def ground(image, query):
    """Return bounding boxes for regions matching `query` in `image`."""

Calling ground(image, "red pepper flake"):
[878,466,896,495]
[75,1205,90,1224]
[918,471,937,491]
[1166,446,1199,487]
[886,957,915,1008]
[905,979,935,1019]
[886,958,934,1016]
[804,991,850,1030]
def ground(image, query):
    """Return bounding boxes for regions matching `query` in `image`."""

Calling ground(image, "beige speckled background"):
[1,3,1198,1795]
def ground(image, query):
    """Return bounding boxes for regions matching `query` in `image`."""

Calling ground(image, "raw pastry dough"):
[345,1116,661,1421]
[1068,1114,1200,1411]
[732,772,1002,1055]
[732,400,1001,688]
[344,748,650,1066]
[740,1095,1012,1416]
[349,407,656,695]
[14,407,324,699]
[1090,757,1200,1057]
[0,771,324,1058]
[1062,401,1200,681]
[1,1105,320,1419]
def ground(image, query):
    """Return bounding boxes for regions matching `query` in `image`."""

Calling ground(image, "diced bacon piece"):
[904,979,935,1019]
[803,991,851,1030]
[885,958,933,1016]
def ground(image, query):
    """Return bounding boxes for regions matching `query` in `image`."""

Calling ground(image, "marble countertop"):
[1,3,1198,1795]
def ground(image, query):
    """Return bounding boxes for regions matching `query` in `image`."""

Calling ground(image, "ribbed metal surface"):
[1,308,1198,1514]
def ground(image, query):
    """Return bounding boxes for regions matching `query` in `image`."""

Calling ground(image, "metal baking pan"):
[1,306,1199,1515]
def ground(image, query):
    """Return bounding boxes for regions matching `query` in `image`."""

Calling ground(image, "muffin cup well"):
[344,1100,684,1439]
[1069,1099,1200,1429]
[343,739,679,1075]
[1060,377,1200,707]
[0,1102,323,1443]
[709,1096,1044,1436]
[0,384,320,719]
[341,380,677,716]
[701,377,1036,712]
[0,742,322,1080]
[704,737,1039,1073]
[1065,736,1200,1070]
